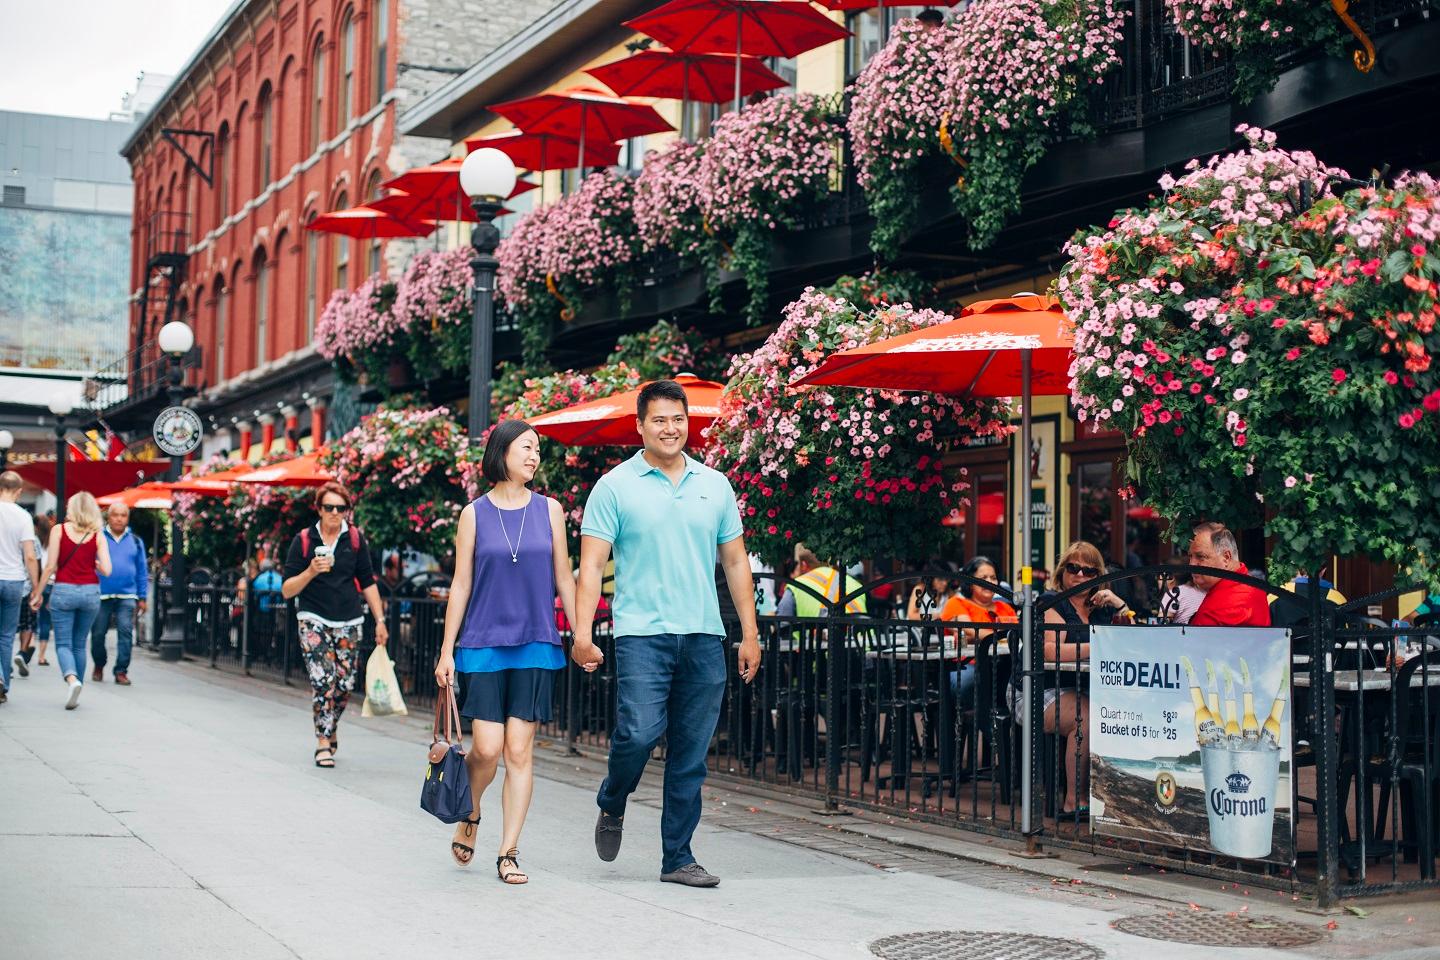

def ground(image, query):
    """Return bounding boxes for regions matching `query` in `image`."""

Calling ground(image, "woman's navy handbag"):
[421,685,472,824]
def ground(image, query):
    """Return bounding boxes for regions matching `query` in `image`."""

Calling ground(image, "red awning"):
[16,460,170,500]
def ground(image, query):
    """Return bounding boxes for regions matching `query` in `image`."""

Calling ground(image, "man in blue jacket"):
[91,503,148,685]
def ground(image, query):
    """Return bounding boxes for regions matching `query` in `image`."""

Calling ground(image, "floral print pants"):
[298,619,363,739]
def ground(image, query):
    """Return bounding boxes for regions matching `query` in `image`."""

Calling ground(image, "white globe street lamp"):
[460,147,519,439]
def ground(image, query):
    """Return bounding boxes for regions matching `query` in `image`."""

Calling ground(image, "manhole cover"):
[869,930,1103,960]
[1111,912,1323,948]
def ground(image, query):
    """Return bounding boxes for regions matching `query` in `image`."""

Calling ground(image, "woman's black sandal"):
[451,815,481,866]
[314,748,335,768]
[496,849,528,884]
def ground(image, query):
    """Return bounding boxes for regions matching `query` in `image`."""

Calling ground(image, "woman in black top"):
[282,482,388,768]
[1035,541,1128,816]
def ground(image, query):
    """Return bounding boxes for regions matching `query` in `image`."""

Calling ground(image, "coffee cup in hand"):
[313,544,334,571]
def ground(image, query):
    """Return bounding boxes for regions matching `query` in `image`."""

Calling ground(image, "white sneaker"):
[14,654,27,677]
[65,680,82,710]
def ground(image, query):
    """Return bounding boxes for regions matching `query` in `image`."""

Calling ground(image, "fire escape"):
[89,130,211,431]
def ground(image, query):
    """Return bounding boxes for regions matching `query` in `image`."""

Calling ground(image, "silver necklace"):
[492,495,527,563]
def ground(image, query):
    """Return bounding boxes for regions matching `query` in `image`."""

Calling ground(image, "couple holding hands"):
[432,379,761,886]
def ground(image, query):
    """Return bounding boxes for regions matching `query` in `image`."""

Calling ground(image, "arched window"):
[254,251,270,364]
[257,83,274,190]
[332,191,350,291]
[308,37,327,152]
[216,122,231,219]
[339,11,356,125]
[372,0,389,105]
[232,103,248,210]
[214,276,229,382]
[365,169,384,275]
[305,212,320,340]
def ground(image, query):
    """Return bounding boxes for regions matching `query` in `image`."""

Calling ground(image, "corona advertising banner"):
[1088,626,1293,863]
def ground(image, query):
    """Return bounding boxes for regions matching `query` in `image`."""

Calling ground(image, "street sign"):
[153,406,203,457]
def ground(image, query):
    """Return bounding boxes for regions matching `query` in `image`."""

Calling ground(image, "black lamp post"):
[459,147,518,439]
[48,398,73,523]
[155,320,195,663]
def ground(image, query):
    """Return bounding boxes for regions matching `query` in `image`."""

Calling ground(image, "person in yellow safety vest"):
[776,544,866,618]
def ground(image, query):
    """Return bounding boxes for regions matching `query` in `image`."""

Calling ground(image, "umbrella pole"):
[733,12,744,115]
[878,0,888,46]
[577,107,588,187]
[1018,348,1037,839]
[681,66,691,141]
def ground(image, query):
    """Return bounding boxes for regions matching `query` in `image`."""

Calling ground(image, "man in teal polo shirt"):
[573,379,760,888]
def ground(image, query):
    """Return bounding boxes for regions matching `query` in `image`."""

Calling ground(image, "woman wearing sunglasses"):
[1021,541,1129,817]
[281,482,388,768]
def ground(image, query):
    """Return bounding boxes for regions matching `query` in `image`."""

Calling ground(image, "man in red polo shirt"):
[1187,522,1271,627]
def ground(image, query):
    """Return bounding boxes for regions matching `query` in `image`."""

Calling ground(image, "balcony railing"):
[144,209,191,263]
[87,340,201,417]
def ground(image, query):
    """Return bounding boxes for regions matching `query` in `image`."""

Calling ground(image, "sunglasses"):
[319,503,349,513]
[1064,562,1101,578]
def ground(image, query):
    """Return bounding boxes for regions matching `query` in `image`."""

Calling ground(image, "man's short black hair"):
[482,419,537,484]
[916,8,945,25]
[636,380,689,422]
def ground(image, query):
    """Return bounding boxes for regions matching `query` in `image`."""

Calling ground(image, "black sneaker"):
[13,654,27,678]
[0,684,7,704]
[595,810,624,862]
[660,863,720,887]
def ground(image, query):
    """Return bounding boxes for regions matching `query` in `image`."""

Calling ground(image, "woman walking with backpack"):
[281,482,388,768]
[31,493,112,709]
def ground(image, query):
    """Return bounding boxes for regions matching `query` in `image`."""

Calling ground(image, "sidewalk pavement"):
[2,651,1437,960]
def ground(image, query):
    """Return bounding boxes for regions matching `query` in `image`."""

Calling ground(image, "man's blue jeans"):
[0,579,26,689]
[91,597,137,675]
[596,633,727,873]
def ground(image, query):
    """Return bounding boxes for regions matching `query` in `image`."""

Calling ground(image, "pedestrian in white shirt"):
[0,471,41,704]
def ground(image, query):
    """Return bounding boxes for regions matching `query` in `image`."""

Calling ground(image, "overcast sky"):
[0,0,236,119]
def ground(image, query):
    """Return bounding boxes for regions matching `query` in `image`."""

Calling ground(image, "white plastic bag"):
[361,647,408,717]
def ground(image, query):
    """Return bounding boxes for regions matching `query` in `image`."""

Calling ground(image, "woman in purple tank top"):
[434,419,596,883]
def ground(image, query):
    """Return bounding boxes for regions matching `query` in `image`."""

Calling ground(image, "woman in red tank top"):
[30,493,111,709]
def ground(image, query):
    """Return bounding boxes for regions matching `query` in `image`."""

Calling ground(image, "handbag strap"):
[431,683,463,744]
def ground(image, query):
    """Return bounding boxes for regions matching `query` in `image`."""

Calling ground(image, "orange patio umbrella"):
[232,451,334,488]
[169,462,251,495]
[528,374,725,447]
[793,294,1076,756]
[97,482,174,511]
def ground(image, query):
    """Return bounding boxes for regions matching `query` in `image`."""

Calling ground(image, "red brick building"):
[111,0,556,458]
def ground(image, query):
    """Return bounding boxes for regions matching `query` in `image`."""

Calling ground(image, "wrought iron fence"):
[173,561,1440,906]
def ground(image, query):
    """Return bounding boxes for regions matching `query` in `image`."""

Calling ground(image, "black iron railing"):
[175,561,1440,904]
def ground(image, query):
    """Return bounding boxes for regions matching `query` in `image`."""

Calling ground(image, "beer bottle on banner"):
[1260,672,1289,750]
[1179,656,1224,745]
[1239,657,1261,746]
[1221,665,1241,744]
[1205,660,1222,720]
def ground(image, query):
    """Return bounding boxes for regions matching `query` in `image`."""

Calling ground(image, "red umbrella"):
[528,374,725,447]
[812,1,963,42]
[464,131,622,172]
[305,206,436,239]
[232,451,334,488]
[588,48,787,102]
[370,191,517,224]
[624,0,848,110]
[381,158,537,200]
[488,87,673,176]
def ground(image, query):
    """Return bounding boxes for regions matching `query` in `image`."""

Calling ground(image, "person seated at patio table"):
[1012,541,1127,817]
[775,544,865,618]
[905,560,955,621]
[1186,522,1271,627]
[1405,591,1440,624]
[939,556,1016,708]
